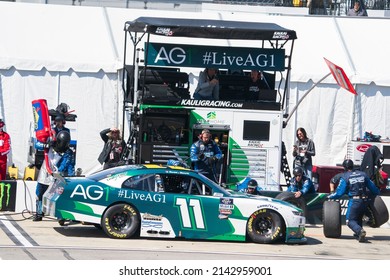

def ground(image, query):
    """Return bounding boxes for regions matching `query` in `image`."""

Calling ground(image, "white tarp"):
[1,2,389,177]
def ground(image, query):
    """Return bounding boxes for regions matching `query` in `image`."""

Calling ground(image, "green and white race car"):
[43,164,306,244]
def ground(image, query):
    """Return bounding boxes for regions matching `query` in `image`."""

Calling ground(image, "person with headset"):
[190,129,222,183]
[245,70,270,100]
[328,159,380,242]
[193,68,219,100]
[53,114,70,135]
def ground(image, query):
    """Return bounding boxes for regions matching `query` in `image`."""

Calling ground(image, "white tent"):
[1,2,389,176]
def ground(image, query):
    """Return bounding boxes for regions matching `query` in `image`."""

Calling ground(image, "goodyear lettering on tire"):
[248,209,281,241]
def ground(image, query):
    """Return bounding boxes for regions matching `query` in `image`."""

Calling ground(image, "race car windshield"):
[87,165,144,181]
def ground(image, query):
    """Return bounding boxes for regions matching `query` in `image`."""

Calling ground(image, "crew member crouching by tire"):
[287,167,316,198]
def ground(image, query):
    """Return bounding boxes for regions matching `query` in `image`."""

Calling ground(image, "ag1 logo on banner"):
[146,43,285,71]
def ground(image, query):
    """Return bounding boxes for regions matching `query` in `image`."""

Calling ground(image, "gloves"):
[208,156,218,165]
[44,137,55,149]
[198,153,205,160]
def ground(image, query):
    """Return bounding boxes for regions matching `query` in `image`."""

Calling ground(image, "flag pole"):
[284,72,331,127]
[349,84,357,142]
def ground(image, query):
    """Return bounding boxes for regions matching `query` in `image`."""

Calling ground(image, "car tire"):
[365,196,389,228]
[102,203,140,239]
[322,200,341,238]
[246,209,285,244]
[275,192,307,216]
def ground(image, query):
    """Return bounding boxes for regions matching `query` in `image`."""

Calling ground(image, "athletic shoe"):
[32,215,42,222]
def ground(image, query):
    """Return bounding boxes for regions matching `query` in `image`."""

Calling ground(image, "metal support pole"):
[284,72,331,127]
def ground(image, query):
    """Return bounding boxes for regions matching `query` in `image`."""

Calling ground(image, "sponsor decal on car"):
[141,220,164,228]
[257,204,278,210]
[118,189,166,203]
[142,213,163,221]
[219,197,234,208]
[70,184,105,201]
[339,199,349,215]
[105,173,126,181]
[219,197,234,216]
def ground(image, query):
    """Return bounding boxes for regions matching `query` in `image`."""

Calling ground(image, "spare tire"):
[275,192,307,216]
[365,196,389,228]
[322,200,341,238]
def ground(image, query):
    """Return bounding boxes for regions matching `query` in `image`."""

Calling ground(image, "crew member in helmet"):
[328,159,380,242]
[33,116,70,222]
[242,179,261,195]
[34,113,71,152]
[0,120,11,180]
[287,166,316,198]
[53,114,75,176]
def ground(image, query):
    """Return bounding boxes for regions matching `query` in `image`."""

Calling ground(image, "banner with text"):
[146,43,285,71]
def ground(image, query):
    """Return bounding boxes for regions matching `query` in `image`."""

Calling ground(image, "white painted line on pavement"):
[0,215,34,247]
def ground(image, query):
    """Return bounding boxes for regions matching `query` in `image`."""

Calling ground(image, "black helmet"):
[342,159,354,171]
[54,130,70,153]
[247,179,258,189]
[55,114,65,122]
[293,167,304,176]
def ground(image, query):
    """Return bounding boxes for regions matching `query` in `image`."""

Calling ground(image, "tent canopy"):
[125,17,297,40]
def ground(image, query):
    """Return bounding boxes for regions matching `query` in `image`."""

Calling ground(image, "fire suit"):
[287,175,316,196]
[190,139,222,182]
[0,131,11,180]
[34,145,62,219]
[328,170,380,236]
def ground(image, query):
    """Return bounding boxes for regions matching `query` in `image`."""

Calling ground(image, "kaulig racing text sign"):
[146,43,285,71]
